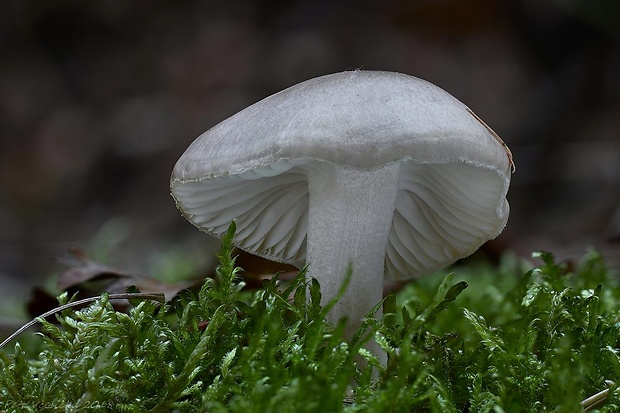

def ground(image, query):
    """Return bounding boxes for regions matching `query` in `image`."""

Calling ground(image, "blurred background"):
[1,0,619,318]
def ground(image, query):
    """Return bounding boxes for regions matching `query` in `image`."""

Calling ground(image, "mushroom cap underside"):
[171,159,510,280]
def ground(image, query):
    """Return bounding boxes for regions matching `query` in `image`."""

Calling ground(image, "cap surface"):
[171,70,512,279]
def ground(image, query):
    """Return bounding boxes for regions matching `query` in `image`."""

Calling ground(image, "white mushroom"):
[170,70,513,359]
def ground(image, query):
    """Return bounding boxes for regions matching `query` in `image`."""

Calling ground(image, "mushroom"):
[170,70,513,359]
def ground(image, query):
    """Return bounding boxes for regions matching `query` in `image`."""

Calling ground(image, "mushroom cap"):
[171,70,513,280]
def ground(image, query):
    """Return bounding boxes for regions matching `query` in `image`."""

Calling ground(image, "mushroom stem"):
[306,161,401,360]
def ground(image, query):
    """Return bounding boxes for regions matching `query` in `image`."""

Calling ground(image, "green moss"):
[1,224,619,412]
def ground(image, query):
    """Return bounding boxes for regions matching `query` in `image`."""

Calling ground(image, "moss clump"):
[1,223,619,412]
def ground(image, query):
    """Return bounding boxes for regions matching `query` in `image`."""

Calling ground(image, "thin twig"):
[582,388,609,411]
[0,292,165,350]
[581,381,615,412]
[466,107,515,172]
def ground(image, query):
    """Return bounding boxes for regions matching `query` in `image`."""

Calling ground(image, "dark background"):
[1,0,619,314]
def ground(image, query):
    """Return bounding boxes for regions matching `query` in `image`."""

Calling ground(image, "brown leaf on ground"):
[27,248,198,318]
[56,247,133,291]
